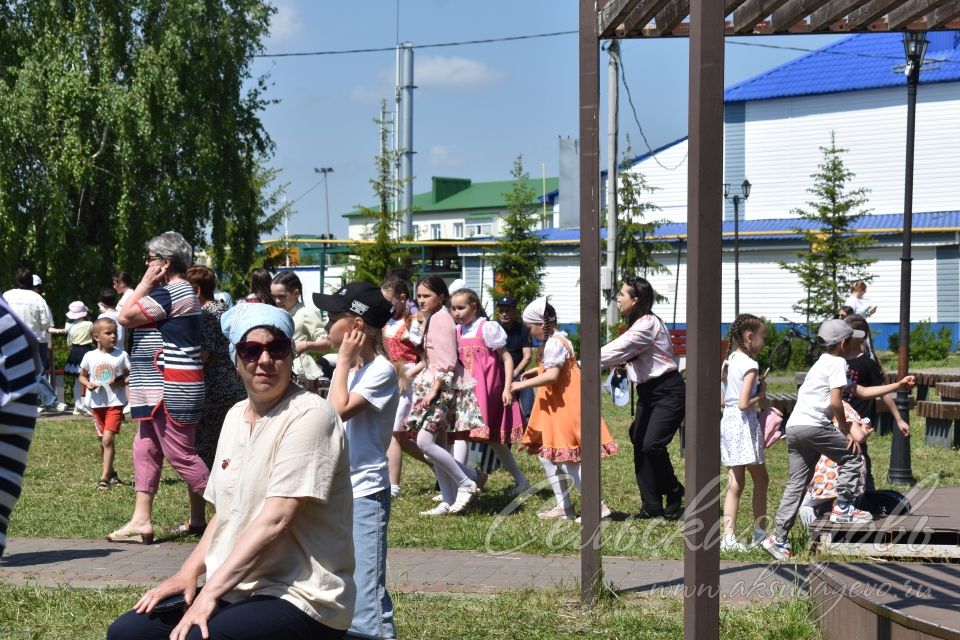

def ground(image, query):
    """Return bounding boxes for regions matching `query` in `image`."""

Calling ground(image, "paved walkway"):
[0,538,807,602]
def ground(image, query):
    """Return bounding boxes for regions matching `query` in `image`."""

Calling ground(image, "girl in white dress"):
[720,314,769,552]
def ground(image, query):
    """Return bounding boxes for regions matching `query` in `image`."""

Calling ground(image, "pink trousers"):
[133,407,209,494]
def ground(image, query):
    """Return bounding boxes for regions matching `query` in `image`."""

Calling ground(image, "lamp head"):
[903,32,929,63]
[741,179,751,199]
[723,183,730,198]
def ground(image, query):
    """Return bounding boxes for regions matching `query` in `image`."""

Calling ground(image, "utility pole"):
[605,40,620,338]
[398,42,415,237]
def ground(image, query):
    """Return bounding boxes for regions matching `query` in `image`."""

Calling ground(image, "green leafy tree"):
[348,102,410,284]
[779,132,875,321]
[0,1,280,315]
[615,142,671,302]
[487,156,545,307]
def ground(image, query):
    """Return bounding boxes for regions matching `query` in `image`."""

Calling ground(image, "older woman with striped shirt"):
[107,231,208,544]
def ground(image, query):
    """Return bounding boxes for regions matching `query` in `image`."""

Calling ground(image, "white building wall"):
[624,82,960,222]
[646,243,944,325]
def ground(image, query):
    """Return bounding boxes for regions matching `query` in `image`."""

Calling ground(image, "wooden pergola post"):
[578,0,603,604]
[683,1,725,638]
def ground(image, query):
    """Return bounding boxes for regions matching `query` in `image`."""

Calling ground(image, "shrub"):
[887,321,953,362]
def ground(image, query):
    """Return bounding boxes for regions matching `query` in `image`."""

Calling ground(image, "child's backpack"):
[855,489,911,518]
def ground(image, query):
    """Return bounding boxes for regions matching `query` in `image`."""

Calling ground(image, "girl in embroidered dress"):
[512,298,619,520]
[404,276,481,515]
[381,278,431,499]
[719,314,769,552]
[449,289,529,495]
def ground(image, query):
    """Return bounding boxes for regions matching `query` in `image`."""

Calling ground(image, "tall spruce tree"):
[615,142,670,301]
[349,101,409,284]
[780,132,875,321]
[487,156,545,307]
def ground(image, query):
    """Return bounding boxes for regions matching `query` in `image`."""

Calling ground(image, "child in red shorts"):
[79,318,131,489]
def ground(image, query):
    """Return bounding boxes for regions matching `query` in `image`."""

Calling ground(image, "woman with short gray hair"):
[107,230,209,544]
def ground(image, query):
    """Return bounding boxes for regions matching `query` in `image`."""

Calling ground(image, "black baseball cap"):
[496,295,517,307]
[313,282,394,329]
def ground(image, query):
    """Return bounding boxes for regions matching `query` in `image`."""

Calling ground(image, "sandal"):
[96,480,110,490]
[108,472,125,486]
[171,520,207,536]
[106,524,154,545]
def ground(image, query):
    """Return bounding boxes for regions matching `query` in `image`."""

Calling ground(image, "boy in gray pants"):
[762,319,915,561]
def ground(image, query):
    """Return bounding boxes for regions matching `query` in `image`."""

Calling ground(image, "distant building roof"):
[466,211,960,244]
[344,175,559,218]
[724,32,960,103]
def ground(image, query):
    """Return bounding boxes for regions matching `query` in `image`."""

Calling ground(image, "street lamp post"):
[723,179,751,319]
[314,167,334,295]
[891,33,928,486]
[314,167,335,237]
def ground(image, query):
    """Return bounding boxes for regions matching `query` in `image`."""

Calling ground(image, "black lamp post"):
[890,32,928,486]
[723,179,751,319]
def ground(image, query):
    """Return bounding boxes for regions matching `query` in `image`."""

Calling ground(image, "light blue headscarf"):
[220,302,295,362]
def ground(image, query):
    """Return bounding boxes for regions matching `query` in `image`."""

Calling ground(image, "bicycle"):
[768,319,822,371]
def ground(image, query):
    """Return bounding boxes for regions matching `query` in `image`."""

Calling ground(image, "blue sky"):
[251,1,843,239]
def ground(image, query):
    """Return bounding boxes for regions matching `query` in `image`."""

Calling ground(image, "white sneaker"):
[537,504,576,520]
[72,409,81,416]
[419,502,451,516]
[720,534,749,552]
[448,483,479,514]
[431,493,443,503]
[575,501,613,524]
[390,485,401,499]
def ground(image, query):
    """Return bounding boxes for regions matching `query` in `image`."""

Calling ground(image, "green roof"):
[343,176,559,218]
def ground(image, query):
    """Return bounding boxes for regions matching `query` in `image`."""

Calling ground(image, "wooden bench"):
[668,328,687,357]
[916,400,960,448]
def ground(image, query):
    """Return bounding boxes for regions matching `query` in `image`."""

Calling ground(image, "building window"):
[468,223,492,238]
[453,222,464,239]
[414,225,422,239]
[431,223,441,240]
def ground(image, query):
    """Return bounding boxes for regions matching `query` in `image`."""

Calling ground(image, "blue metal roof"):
[462,211,960,244]
[725,32,960,103]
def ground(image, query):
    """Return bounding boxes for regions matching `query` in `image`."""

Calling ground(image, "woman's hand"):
[132,572,197,615]
[138,261,167,290]
[502,386,513,407]
[897,375,917,390]
[337,328,365,364]
[169,590,219,640]
[521,369,537,380]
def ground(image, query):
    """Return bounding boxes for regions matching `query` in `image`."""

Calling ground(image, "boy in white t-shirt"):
[78,318,131,490]
[762,319,915,561]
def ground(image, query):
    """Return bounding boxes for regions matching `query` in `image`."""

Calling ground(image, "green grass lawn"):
[10,395,958,560]
[0,583,821,640]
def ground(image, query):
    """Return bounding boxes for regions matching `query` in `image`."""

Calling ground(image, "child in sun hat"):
[61,301,95,415]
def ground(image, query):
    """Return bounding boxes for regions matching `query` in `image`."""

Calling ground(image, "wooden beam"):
[578,0,603,603]
[655,0,690,35]
[926,0,960,27]
[725,0,750,11]
[616,0,672,36]
[888,0,952,30]
[771,0,833,32]
[808,0,871,31]
[733,0,792,34]
[599,0,644,38]
[845,0,905,31]
[684,0,724,638]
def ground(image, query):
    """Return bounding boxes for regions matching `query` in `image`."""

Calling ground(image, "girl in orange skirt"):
[511,297,619,520]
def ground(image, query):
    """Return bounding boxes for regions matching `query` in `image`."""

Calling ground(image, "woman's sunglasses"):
[235,340,292,363]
